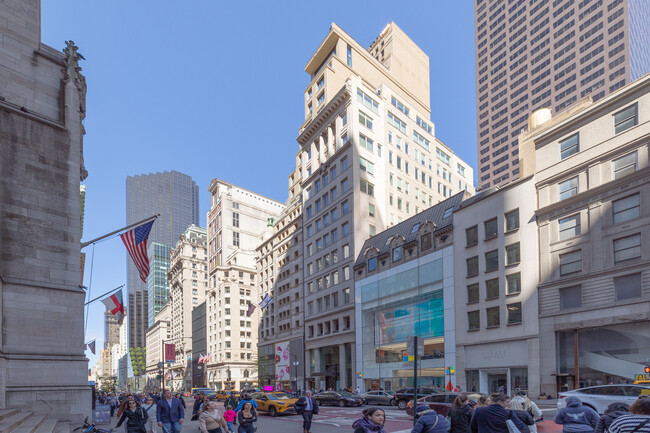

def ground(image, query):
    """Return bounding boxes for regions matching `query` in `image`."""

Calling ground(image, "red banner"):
[164,344,175,363]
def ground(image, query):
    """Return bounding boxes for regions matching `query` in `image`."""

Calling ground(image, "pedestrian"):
[470,394,528,433]
[475,396,491,408]
[511,391,543,430]
[352,407,386,433]
[116,400,148,433]
[498,385,505,394]
[236,402,257,433]
[108,393,119,417]
[174,394,186,410]
[356,386,361,395]
[295,390,319,433]
[198,402,227,433]
[142,397,159,433]
[595,403,630,433]
[224,393,239,413]
[234,394,257,413]
[118,394,137,429]
[199,395,212,412]
[156,389,185,433]
[608,397,650,433]
[554,396,599,433]
[223,405,236,433]
[509,400,535,433]
[448,395,473,433]
[411,405,449,433]
[192,394,206,421]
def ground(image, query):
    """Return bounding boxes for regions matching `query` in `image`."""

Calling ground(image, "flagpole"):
[80,214,159,248]
[84,284,124,306]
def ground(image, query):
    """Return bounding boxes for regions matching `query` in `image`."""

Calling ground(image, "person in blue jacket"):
[470,394,529,433]
[554,396,599,433]
[412,405,449,433]
[234,394,257,412]
[156,390,185,433]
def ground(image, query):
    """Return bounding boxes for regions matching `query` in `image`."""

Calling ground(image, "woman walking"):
[198,402,228,433]
[509,400,535,433]
[352,407,386,433]
[236,402,257,433]
[595,403,630,433]
[141,397,158,433]
[448,395,473,433]
[115,400,148,433]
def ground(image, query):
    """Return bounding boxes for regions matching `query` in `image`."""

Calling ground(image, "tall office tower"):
[295,22,474,392]
[147,242,172,327]
[104,310,120,349]
[475,0,650,189]
[205,179,284,390]
[257,169,304,391]
[168,225,208,392]
[126,170,199,350]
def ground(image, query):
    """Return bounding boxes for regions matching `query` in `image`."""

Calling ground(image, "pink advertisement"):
[274,341,290,385]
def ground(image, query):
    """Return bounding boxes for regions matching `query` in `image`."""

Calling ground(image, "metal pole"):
[81,214,159,248]
[83,284,124,306]
[162,341,165,392]
[413,335,418,427]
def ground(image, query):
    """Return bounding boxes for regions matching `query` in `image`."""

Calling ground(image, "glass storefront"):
[465,368,529,394]
[556,322,650,390]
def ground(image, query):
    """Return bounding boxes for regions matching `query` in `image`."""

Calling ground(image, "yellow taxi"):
[251,392,298,417]
[634,373,650,387]
[215,390,239,401]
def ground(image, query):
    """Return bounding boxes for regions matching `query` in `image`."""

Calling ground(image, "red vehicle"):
[405,392,488,417]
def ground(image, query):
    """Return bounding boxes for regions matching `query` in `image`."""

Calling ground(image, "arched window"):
[243,370,249,378]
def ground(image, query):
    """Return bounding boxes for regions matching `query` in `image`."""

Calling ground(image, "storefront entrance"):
[488,372,507,393]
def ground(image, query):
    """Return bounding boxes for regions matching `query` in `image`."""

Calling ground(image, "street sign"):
[406,336,424,357]
[157,362,164,368]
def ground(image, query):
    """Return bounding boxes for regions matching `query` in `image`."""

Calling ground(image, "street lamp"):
[290,354,300,392]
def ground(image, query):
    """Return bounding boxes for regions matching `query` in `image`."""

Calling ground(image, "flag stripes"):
[121,220,154,283]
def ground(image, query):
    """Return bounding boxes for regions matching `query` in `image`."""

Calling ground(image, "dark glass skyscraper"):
[126,170,199,350]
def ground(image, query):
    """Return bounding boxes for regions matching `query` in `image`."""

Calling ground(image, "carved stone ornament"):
[63,40,89,181]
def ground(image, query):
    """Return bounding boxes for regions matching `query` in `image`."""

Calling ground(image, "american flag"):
[121,220,154,283]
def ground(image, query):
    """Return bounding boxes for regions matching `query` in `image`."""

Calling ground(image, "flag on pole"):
[246,302,256,317]
[101,289,125,323]
[198,353,205,364]
[88,340,96,355]
[446,380,453,391]
[121,220,154,283]
[260,293,273,309]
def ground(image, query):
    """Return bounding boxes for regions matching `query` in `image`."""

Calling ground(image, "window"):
[486,306,500,327]
[315,199,321,212]
[468,311,480,330]
[341,178,350,193]
[466,226,478,246]
[411,223,421,233]
[559,214,581,240]
[232,212,239,227]
[614,104,637,134]
[506,243,521,265]
[342,222,349,236]
[560,133,580,159]
[341,156,348,171]
[369,204,375,217]
[306,206,312,219]
[559,176,579,200]
[342,200,349,215]
[467,256,479,277]
[615,273,642,301]
[332,228,338,242]
[360,179,374,196]
[233,232,240,247]
[560,250,582,275]
[613,194,640,223]
[506,273,521,295]
[317,92,324,106]
[317,76,324,90]
[357,89,379,113]
[387,112,407,133]
[613,234,641,263]
[436,148,451,165]
[467,284,479,303]
[391,96,409,116]
[369,225,376,236]
[560,286,582,310]
[442,207,453,219]
[486,278,499,299]
[413,131,430,151]
[485,250,499,271]
[505,209,519,232]
[507,302,522,324]
[392,247,402,262]
[421,233,432,251]
[484,218,498,240]
[347,44,352,67]
[457,163,466,176]
[359,111,373,130]
[343,244,350,258]
[613,152,637,179]
[360,157,374,175]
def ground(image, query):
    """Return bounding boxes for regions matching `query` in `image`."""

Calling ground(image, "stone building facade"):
[0,0,90,419]
[519,74,650,395]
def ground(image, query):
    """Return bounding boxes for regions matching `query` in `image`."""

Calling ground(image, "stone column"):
[339,343,347,389]
[304,349,311,391]
[313,347,322,390]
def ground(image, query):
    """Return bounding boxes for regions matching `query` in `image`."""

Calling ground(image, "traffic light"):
[645,366,650,373]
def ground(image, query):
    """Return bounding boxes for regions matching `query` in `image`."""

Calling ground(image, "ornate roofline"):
[297,84,351,146]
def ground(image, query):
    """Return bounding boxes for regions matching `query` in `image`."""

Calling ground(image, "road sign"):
[406,336,424,357]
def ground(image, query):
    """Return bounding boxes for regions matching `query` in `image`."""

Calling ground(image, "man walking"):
[471,394,528,433]
[295,390,319,433]
[156,390,184,433]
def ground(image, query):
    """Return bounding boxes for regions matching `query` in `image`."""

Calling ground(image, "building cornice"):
[297,85,351,146]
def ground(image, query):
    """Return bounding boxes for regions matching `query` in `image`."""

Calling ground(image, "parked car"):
[394,387,446,410]
[558,385,650,414]
[314,391,364,407]
[406,392,487,417]
[215,390,238,401]
[250,392,298,417]
[361,390,397,406]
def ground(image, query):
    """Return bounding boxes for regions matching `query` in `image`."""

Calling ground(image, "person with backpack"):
[412,405,449,433]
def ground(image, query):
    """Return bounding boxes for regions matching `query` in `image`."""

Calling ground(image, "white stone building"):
[145,304,171,390]
[452,178,540,395]
[206,179,284,389]
[167,225,208,392]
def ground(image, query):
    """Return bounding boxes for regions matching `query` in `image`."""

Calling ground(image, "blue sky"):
[41,1,477,369]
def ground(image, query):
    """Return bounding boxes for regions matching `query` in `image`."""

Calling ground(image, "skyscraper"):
[475,0,650,188]
[126,170,199,351]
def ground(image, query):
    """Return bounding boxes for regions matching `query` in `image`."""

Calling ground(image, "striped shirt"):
[609,415,650,433]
